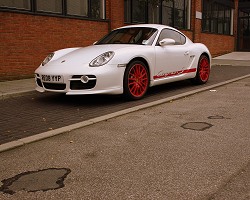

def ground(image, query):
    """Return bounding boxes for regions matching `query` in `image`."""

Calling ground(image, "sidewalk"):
[212,52,250,66]
[0,78,35,99]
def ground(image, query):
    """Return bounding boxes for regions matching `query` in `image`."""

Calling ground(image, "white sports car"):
[35,24,211,100]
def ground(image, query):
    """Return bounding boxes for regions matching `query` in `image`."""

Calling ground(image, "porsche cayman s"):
[35,24,211,100]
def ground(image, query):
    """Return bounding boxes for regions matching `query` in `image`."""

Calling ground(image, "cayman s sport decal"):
[153,68,197,80]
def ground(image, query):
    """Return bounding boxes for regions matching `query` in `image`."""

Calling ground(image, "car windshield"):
[96,27,158,45]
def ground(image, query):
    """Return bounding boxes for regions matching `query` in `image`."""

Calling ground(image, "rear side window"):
[158,29,186,45]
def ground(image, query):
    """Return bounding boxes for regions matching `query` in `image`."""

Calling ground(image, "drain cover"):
[0,168,71,195]
[181,122,213,131]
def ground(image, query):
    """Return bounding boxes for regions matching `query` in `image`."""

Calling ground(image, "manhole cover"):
[181,122,213,131]
[0,168,71,195]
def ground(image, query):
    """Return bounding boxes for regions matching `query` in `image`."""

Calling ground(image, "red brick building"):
[0,0,249,81]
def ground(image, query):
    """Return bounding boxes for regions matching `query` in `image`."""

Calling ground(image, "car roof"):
[116,24,178,31]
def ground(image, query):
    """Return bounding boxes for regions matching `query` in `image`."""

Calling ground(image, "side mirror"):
[159,38,176,46]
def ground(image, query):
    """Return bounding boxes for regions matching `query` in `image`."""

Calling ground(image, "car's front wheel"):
[192,55,210,84]
[123,60,149,100]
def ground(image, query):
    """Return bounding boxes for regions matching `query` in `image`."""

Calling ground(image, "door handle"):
[184,51,189,56]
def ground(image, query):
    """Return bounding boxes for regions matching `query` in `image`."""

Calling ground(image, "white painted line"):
[0,74,250,153]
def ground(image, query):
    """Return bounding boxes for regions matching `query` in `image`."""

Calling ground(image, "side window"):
[158,29,186,45]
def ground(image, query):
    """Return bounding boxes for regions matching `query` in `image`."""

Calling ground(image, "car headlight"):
[42,53,54,66]
[89,51,115,67]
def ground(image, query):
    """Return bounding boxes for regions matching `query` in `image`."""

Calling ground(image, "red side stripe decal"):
[153,68,196,80]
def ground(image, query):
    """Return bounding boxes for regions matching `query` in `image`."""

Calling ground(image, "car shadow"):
[34,79,196,107]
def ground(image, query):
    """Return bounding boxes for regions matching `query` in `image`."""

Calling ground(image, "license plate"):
[41,75,63,83]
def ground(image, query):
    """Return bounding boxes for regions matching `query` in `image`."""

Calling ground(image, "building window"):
[0,0,105,20]
[67,0,88,17]
[36,0,62,13]
[173,0,186,28]
[124,0,147,23]
[162,1,173,26]
[0,0,31,10]
[124,0,191,30]
[90,0,105,19]
[124,0,131,22]
[202,0,233,35]
[148,0,160,24]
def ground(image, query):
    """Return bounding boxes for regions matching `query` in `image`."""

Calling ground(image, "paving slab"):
[212,52,250,66]
[0,78,35,99]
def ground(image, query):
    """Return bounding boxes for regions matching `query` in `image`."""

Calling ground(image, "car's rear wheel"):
[192,55,210,84]
[123,61,149,100]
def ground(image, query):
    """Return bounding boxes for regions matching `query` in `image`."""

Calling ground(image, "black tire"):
[123,60,149,100]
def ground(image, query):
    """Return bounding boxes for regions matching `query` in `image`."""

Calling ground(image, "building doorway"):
[238,1,250,51]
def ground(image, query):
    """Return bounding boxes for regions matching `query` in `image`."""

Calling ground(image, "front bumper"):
[35,65,125,95]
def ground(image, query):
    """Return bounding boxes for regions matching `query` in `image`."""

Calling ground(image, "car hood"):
[47,44,136,66]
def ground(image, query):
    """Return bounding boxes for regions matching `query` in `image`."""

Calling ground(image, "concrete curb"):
[1,73,250,153]
[0,89,35,100]
[212,60,250,67]
[0,78,35,100]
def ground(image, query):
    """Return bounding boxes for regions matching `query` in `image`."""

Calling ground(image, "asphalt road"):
[0,74,249,199]
[0,65,250,145]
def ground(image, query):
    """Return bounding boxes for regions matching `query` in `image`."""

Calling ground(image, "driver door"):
[154,28,191,80]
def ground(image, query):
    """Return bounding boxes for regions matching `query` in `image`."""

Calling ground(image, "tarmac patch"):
[0,168,71,195]
[181,122,213,131]
[208,115,227,119]
[208,115,231,120]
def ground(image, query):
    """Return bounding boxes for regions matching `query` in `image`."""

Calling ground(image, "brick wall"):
[0,12,109,81]
[200,34,235,56]
[108,0,125,30]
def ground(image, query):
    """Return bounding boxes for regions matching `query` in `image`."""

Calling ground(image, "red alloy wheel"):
[125,62,149,99]
[198,56,210,82]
